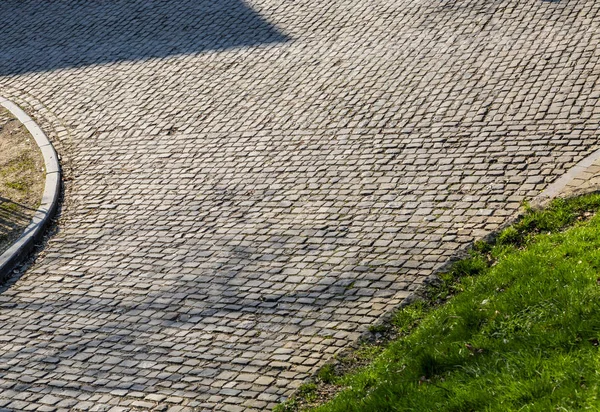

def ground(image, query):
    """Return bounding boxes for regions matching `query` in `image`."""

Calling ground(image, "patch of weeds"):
[0,202,19,212]
[274,399,299,412]
[275,383,320,412]
[367,324,389,335]
[6,181,27,192]
[497,226,522,246]
[296,383,318,402]
[473,239,492,253]
[316,364,336,384]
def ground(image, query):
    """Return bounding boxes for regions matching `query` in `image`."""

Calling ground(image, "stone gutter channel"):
[0,96,61,282]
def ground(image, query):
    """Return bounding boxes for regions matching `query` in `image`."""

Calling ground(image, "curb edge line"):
[0,95,61,282]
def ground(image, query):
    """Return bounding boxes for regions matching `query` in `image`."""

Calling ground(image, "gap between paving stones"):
[0,95,61,282]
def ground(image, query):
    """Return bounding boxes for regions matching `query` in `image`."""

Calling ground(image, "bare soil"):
[0,107,45,255]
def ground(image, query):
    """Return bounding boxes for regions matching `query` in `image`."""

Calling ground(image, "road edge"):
[0,95,61,282]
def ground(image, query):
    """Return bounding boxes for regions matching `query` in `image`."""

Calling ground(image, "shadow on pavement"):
[0,0,289,76]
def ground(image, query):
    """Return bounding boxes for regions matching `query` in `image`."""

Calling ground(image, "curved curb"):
[0,95,61,282]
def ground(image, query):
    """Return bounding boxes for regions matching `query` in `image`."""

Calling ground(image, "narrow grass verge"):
[0,107,44,255]
[277,194,600,412]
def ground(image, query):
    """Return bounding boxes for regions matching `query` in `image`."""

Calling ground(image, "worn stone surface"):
[560,160,600,197]
[0,0,599,410]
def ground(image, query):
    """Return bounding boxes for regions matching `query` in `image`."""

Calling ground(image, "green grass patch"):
[0,202,19,213]
[0,153,37,177]
[282,194,600,412]
[5,180,27,192]
[317,364,337,384]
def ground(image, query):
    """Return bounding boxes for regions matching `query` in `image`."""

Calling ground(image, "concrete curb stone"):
[0,95,61,282]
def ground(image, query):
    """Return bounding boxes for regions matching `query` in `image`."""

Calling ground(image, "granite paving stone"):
[0,0,599,410]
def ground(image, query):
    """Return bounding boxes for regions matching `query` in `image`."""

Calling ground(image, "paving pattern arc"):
[1,0,599,410]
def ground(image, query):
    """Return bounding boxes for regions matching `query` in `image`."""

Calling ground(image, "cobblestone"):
[0,0,599,410]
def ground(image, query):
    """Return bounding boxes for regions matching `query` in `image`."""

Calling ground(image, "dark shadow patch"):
[0,0,290,75]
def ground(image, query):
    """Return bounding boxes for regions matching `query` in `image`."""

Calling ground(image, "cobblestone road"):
[0,0,599,410]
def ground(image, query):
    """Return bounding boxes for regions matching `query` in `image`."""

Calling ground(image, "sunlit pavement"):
[0,0,599,410]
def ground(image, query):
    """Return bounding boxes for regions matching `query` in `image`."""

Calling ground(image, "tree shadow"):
[0,197,36,255]
[0,0,290,76]
[0,197,35,231]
